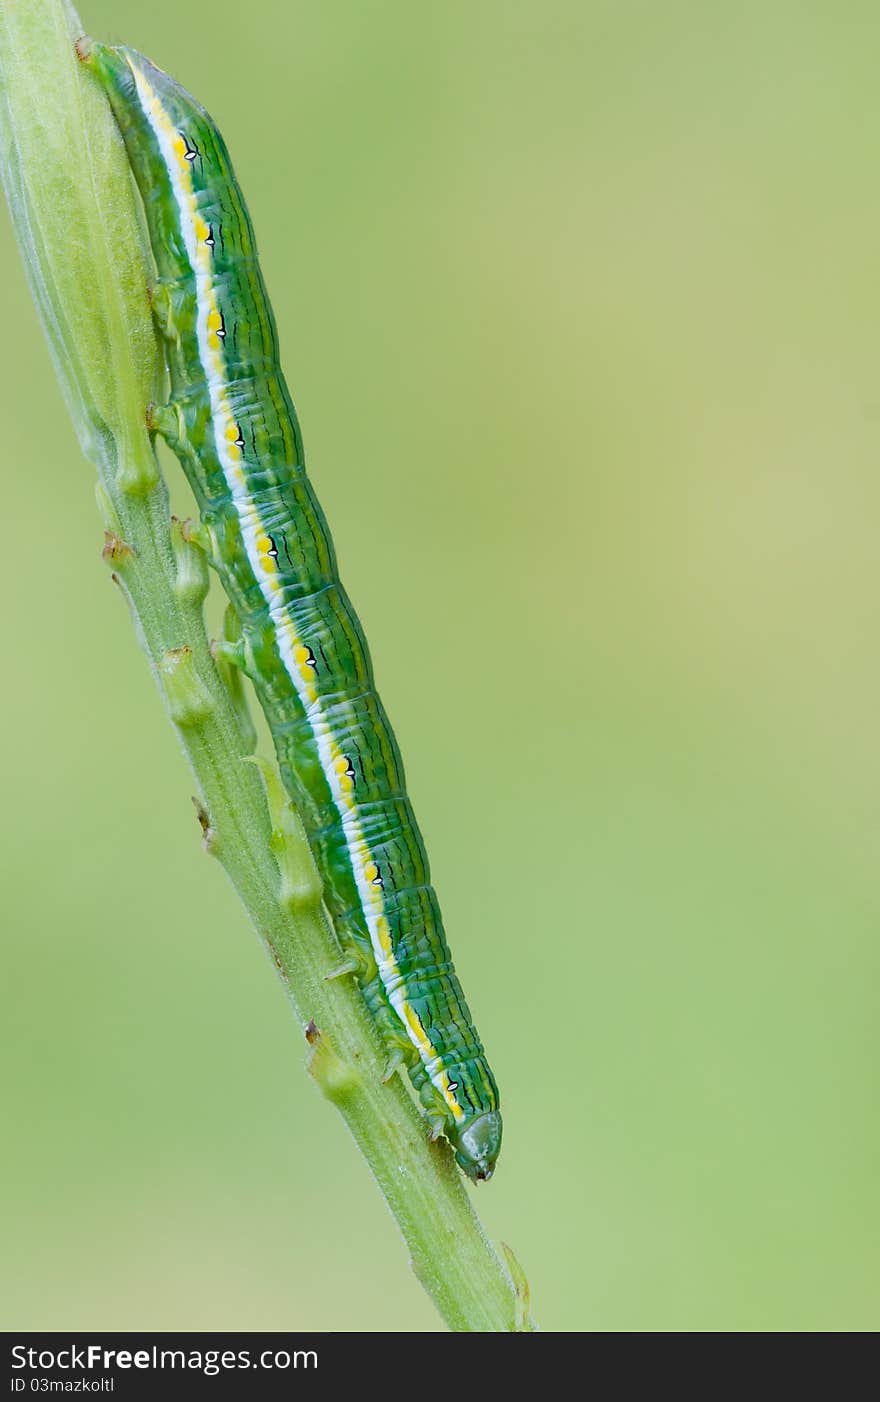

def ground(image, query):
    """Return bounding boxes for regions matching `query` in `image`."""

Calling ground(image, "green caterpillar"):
[85,41,502,1181]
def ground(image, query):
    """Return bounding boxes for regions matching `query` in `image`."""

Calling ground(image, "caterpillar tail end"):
[74,37,130,97]
[74,35,107,70]
[451,1110,503,1183]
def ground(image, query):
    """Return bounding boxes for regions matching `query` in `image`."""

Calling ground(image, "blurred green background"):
[2,0,879,1332]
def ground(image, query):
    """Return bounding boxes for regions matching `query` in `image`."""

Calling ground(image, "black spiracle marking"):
[178,129,200,165]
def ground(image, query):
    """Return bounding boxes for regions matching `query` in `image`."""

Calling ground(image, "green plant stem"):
[0,0,534,1332]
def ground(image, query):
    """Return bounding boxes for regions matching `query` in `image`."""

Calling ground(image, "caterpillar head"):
[452,1110,503,1183]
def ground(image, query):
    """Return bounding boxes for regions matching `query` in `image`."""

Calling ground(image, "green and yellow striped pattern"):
[88,43,502,1181]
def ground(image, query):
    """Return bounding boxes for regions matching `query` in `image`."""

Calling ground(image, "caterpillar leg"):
[326,936,375,984]
[211,634,249,676]
[372,1008,420,1083]
[325,952,364,981]
[146,398,180,445]
[381,1046,408,1084]
[148,279,200,350]
[147,399,205,488]
[324,916,376,984]
[148,280,175,341]
[415,1079,455,1144]
[148,398,209,476]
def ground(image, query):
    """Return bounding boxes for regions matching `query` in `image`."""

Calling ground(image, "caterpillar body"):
[87,43,502,1181]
